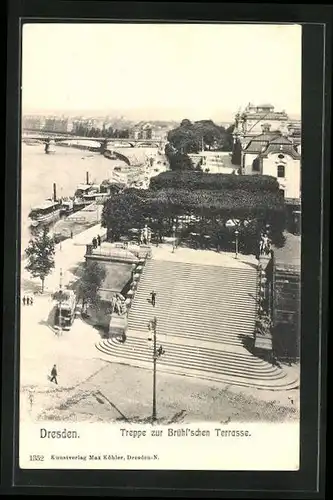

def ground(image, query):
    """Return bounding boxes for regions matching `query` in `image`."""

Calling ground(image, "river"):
[21,142,165,253]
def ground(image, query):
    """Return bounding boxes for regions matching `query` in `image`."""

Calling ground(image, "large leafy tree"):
[168,152,195,171]
[25,228,55,292]
[167,119,234,154]
[77,261,106,312]
[167,127,199,154]
[101,189,146,241]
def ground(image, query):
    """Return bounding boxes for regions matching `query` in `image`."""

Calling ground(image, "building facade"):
[43,117,71,134]
[239,103,289,139]
[130,122,153,140]
[22,115,45,131]
[242,133,301,201]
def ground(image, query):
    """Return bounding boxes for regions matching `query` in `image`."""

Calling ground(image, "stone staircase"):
[96,336,298,389]
[128,260,258,347]
[96,260,299,389]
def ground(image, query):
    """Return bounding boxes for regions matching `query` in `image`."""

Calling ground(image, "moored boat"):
[73,183,100,211]
[60,197,74,215]
[28,199,62,227]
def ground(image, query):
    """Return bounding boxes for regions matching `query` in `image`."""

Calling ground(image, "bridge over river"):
[22,129,167,150]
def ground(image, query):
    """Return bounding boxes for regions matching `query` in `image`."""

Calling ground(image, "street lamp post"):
[148,316,165,423]
[152,317,157,422]
[58,268,63,336]
[172,224,176,253]
[234,229,239,259]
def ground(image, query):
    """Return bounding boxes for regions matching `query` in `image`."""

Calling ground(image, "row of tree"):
[150,171,280,192]
[101,182,286,253]
[72,124,130,139]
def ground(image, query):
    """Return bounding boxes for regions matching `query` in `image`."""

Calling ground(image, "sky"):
[22,23,302,121]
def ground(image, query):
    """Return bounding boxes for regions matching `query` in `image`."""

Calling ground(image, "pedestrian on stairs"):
[150,290,156,307]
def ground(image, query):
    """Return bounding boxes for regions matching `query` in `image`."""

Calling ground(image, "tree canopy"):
[167,152,195,171]
[167,119,233,154]
[150,171,280,192]
[77,260,106,311]
[102,189,147,241]
[101,184,286,252]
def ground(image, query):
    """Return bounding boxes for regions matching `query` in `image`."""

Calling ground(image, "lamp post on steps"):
[147,316,165,423]
[172,224,176,253]
[234,229,239,259]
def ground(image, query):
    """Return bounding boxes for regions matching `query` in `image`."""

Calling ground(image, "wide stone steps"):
[129,316,255,333]
[127,260,258,348]
[128,328,252,346]
[136,276,257,290]
[96,337,298,390]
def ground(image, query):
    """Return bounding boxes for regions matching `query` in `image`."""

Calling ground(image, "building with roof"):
[130,122,153,140]
[242,133,301,215]
[43,116,71,134]
[239,103,290,140]
[22,115,46,131]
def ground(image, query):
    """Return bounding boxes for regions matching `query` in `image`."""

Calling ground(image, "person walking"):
[26,296,31,306]
[22,296,26,306]
[97,234,101,246]
[50,364,58,385]
[150,290,156,307]
[92,237,97,249]
[30,296,34,306]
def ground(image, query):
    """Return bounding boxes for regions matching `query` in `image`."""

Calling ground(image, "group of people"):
[22,295,34,306]
[140,225,152,246]
[92,234,102,249]
[111,294,127,316]
[259,232,272,256]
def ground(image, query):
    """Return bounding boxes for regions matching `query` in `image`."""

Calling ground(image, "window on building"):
[278,154,285,159]
[277,165,285,178]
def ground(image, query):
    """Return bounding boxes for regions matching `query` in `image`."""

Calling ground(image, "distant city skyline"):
[22,23,302,121]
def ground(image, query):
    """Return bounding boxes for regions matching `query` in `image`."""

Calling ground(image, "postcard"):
[19,22,301,470]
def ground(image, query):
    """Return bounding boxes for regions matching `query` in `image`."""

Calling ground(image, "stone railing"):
[254,257,273,354]
[124,258,147,312]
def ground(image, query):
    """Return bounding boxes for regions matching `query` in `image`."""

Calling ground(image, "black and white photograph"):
[19,22,302,470]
